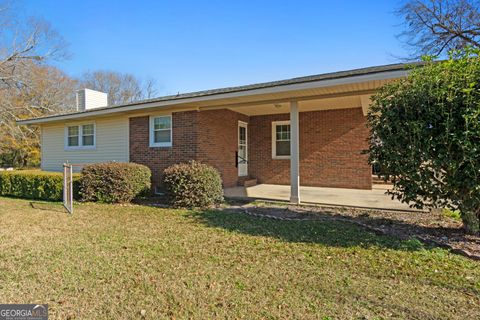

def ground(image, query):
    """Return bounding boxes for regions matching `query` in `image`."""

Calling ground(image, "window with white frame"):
[82,124,95,146]
[149,115,172,147]
[272,121,291,158]
[67,126,79,147]
[65,123,95,149]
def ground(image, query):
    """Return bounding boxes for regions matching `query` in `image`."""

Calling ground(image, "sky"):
[22,0,409,96]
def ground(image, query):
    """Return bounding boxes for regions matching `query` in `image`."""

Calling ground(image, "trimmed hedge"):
[0,170,80,201]
[163,161,224,208]
[80,162,151,203]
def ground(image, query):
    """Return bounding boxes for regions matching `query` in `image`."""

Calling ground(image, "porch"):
[224,184,421,211]
[228,98,373,202]
[216,70,406,203]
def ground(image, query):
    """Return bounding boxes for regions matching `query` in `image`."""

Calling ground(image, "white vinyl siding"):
[41,116,129,172]
[76,89,108,111]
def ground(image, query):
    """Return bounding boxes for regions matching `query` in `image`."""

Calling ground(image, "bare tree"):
[0,62,77,166]
[0,1,72,167]
[0,1,68,89]
[398,0,480,58]
[80,70,158,105]
[144,77,157,99]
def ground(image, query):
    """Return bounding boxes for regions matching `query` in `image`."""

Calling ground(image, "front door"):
[238,122,248,177]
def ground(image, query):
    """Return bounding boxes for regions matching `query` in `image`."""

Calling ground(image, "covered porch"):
[223,90,381,204]
[190,64,409,205]
[224,184,420,211]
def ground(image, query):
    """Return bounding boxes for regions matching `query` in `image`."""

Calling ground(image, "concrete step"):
[243,178,257,188]
[238,177,257,187]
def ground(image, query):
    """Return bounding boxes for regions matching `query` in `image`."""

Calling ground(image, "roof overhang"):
[18,67,410,125]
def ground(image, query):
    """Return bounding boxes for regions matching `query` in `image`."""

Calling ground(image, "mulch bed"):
[227,201,480,261]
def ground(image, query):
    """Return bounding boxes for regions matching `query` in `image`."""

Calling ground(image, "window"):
[65,123,95,149]
[82,124,95,146]
[67,126,79,147]
[154,186,165,195]
[272,121,291,159]
[150,115,172,147]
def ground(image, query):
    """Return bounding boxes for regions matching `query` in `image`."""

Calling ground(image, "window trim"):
[81,123,95,147]
[272,120,291,159]
[149,115,172,148]
[66,126,80,148]
[64,122,96,151]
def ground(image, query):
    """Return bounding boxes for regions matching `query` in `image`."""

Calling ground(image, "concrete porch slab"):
[224,184,420,211]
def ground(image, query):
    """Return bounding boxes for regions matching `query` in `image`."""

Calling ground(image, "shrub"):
[80,162,151,203]
[162,161,224,208]
[367,48,480,234]
[0,170,80,201]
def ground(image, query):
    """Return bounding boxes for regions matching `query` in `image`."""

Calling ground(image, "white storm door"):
[238,122,248,177]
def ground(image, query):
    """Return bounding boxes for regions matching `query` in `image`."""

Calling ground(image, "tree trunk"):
[462,209,480,235]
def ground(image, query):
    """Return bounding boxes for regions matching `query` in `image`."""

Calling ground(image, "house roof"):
[18,61,422,125]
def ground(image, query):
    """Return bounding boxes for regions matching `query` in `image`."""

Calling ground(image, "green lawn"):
[0,197,479,319]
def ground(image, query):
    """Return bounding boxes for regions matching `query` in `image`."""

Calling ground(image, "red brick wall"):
[129,109,247,188]
[248,108,372,189]
[129,111,199,188]
[197,109,249,187]
[130,107,371,190]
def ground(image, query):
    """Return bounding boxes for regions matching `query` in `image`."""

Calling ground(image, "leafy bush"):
[367,48,480,234]
[162,161,224,208]
[0,170,80,201]
[80,162,151,203]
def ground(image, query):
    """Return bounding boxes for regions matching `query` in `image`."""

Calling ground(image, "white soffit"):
[18,69,407,125]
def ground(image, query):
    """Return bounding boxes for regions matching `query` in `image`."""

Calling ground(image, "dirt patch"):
[227,202,480,260]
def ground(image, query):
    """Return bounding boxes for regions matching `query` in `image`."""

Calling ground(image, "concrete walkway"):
[224,184,420,211]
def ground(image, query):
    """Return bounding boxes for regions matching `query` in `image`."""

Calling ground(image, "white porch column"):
[290,100,300,204]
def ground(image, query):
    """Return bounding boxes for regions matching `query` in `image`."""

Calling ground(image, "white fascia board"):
[18,69,408,125]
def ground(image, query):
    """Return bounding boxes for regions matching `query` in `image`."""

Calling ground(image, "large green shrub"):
[367,48,480,234]
[162,161,224,208]
[0,170,79,201]
[80,162,151,203]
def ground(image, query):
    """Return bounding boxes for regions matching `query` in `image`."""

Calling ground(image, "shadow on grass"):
[187,208,429,252]
[30,201,66,213]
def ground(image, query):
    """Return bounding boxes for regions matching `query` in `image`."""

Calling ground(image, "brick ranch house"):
[19,63,413,203]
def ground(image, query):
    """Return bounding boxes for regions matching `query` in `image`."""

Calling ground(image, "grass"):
[0,197,479,319]
[443,208,462,221]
